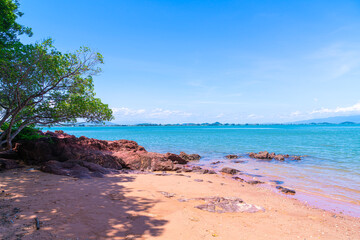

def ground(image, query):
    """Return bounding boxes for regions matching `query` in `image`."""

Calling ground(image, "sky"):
[17,0,360,124]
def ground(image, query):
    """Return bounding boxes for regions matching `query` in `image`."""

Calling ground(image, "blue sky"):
[18,0,360,124]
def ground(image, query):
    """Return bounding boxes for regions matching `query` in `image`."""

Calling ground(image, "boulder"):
[274,154,285,161]
[165,153,188,164]
[220,167,239,175]
[0,158,21,171]
[247,180,264,185]
[41,160,110,179]
[269,152,276,159]
[276,186,296,194]
[249,151,270,159]
[0,150,19,160]
[210,161,221,165]
[225,154,240,159]
[179,197,264,213]
[179,152,201,161]
[232,176,245,182]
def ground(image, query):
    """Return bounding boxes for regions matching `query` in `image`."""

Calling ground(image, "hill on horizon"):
[291,115,360,124]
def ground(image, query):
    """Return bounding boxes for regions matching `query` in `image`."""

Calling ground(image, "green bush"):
[1,123,44,141]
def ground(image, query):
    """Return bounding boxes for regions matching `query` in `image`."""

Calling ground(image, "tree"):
[0,39,113,149]
[0,0,32,49]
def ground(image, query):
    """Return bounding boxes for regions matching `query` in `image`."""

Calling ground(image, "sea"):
[44,124,360,216]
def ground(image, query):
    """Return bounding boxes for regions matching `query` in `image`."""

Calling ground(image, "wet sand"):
[0,168,359,240]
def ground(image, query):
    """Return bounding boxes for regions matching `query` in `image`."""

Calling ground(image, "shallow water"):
[44,125,360,215]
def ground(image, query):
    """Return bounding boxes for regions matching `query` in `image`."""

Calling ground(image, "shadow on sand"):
[0,169,168,239]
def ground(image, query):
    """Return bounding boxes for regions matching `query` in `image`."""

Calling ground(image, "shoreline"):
[1,129,359,238]
[189,156,360,218]
[1,167,359,239]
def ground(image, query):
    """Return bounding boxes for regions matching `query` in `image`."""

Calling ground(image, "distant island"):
[41,120,360,128]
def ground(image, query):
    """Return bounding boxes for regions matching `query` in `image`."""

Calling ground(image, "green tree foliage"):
[0,1,113,150]
[0,39,113,149]
[0,0,32,48]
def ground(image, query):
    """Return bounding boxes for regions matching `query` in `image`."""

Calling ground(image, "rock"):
[183,197,264,213]
[160,191,176,198]
[194,179,203,182]
[15,131,190,172]
[165,153,188,164]
[249,151,301,161]
[274,154,285,161]
[193,168,216,174]
[220,167,239,175]
[225,154,240,159]
[179,152,201,161]
[210,161,221,165]
[276,186,296,194]
[182,168,193,172]
[41,160,111,179]
[232,176,245,182]
[0,158,20,170]
[233,160,245,163]
[246,180,264,185]
[249,151,270,159]
[206,170,216,174]
[0,150,19,160]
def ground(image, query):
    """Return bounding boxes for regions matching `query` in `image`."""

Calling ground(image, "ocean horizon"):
[44,124,360,216]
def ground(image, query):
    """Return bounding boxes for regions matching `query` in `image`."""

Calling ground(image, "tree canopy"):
[0,1,113,149]
[0,0,32,48]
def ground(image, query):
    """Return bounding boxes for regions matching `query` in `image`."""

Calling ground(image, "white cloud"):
[247,114,264,119]
[148,108,192,118]
[290,111,302,117]
[311,102,360,114]
[112,107,192,120]
[112,107,146,116]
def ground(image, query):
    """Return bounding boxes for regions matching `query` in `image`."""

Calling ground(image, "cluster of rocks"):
[3,130,203,178]
[248,151,301,161]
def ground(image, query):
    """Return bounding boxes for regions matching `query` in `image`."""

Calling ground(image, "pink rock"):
[15,131,189,174]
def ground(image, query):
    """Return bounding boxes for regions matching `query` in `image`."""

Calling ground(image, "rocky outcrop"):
[248,151,301,161]
[179,152,201,161]
[14,131,192,174]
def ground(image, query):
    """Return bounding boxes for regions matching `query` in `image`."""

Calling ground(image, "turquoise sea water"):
[45,125,360,215]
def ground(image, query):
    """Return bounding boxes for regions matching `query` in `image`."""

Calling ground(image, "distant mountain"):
[292,115,360,124]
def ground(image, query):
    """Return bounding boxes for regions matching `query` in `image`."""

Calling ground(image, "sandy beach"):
[1,168,359,240]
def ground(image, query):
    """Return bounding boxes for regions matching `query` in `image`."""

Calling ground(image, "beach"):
[1,168,359,240]
[43,125,360,213]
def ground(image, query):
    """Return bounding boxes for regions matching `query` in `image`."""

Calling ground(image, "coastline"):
[193,158,360,218]
[1,168,359,239]
[1,129,359,239]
